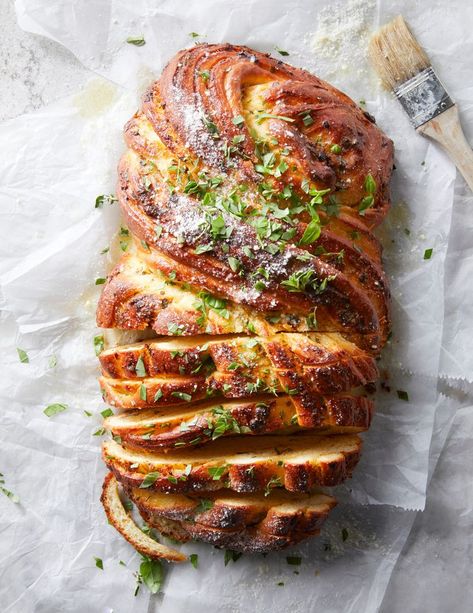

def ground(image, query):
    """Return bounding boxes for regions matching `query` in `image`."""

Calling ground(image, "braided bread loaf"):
[98,44,393,558]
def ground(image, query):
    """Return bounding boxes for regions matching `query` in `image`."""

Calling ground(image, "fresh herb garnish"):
[275,46,289,56]
[424,248,433,260]
[255,111,295,124]
[189,554,199,569]
[126,36,146,46]
[138,556,163,594]
[330,144,342,154]
[0,473,19,504]
[44,403,67,418]
[224,550,243,565]
[95,194,117,208]
[94,557,104,570]
[17,348,29,363]
[100,408,113,418]
[95,278,106,285]
[171,392,192,402]
[139,384,147,401]
[208,465,226,480]
[94,334,104,356]
[397,390,409,401]
[299,218,321,245]
[140,472,161,489]
[135,356,147,377]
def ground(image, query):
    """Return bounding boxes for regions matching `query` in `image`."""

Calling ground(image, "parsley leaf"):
[189,554,199,569]
[139,556,163,594]
[126,36,146,46]
[140,472,161,489]
[44,403,67,418]
[94,557,104,570]
[17,348,29,363]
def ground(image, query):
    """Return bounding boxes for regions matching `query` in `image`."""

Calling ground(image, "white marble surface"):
[0,0,89,122]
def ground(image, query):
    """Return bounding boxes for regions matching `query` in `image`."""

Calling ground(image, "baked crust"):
[97,43,393,558]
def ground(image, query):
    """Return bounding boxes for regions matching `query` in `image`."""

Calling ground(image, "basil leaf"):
[94,557,103,570]
[423,248,433,260]
[189,553,199,569]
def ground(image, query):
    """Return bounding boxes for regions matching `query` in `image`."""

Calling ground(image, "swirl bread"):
[98,44,393,559]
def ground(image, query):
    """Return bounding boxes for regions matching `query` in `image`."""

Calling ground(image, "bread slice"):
[96,251,313,336]
[98,330,378,410]
[102,433,361,493]
[138,513,317,554]
[98,332,378,397]
[100,374,209,409]
[132,488,336,553]
[100,472,186,562]
[104,395,372,450]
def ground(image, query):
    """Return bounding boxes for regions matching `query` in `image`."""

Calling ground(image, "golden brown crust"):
[102,434,362,494]
[96,44,393,558]
[104,395,372,450]
[132,488,336,553]
[100,472,187,562]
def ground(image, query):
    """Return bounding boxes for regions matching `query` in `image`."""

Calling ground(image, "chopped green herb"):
[48,355,57,368]
[17,348,29,364]
[95,278,106,285]
[189,32,200,38]
[232,115,245,127]
[195,243,214,254]
[358,195,374,215]
[0,474,19,504]
[154,389,163,402]
[200,70,210,82]
[93,428,106,436]
[364,173,377,194]
[139,384,147,401]
[189,553,199,569]
[275,46,289,56]
[139,556,163,594]
[208,465,226,480]
[424,248,433,260]
[330,144,342,154]
[299,218,321,246]
[95,194,117,208]
[135,356,147,377]
[83,410,92,417]
[101,408,113,418]
[397,390,409,401]
[224,550,243,565]
[94,557,104,570]
[171,391,192,402]
[277,581,285,586]
[167,323,185,336]
[94,334,104,356]
[140,472,161,489]
[44,403,67,418]
[255,111,295,124]
[227,256,242,273]
[195,499,214,514]
[126,36,146,46]
[341,528,349,541]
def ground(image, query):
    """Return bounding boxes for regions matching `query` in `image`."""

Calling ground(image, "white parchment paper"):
[2,0,472,611]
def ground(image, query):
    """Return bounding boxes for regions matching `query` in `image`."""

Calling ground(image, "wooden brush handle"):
[417,105,473,192]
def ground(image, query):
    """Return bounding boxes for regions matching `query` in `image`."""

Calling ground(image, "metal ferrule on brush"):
[394,67,454,129]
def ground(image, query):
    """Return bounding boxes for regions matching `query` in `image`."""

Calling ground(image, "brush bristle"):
[369,15,430,90]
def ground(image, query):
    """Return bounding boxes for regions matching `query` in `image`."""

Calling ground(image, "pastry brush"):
[369,15,473,192]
